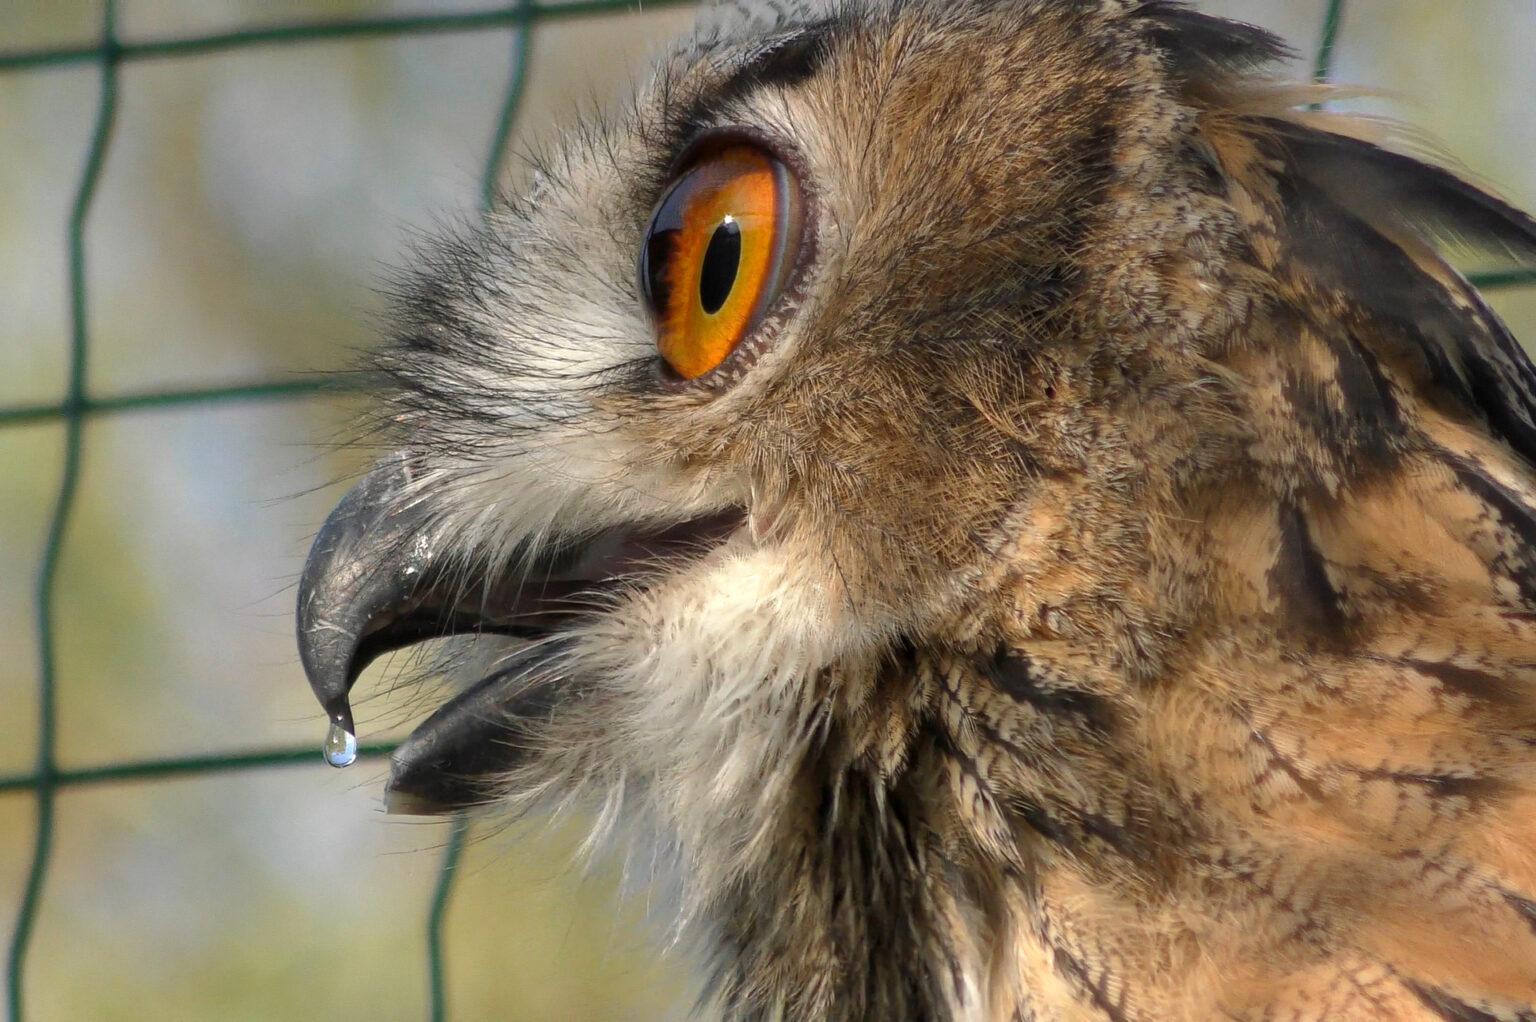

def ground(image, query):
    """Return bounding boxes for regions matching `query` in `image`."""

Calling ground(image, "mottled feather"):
[344,1,1536,1018]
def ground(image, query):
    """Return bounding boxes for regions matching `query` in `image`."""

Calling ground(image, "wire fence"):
[1,1,1532,1019]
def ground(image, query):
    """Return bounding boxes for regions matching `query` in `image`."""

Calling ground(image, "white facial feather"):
[375,7,991,1014]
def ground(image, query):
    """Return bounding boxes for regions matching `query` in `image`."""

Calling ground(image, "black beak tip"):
[381,661,558,816]
[383,722,503,817]
[384,762,488,818]
[297,454,566,807]
[296,453,432,737]
[296,604,361,737]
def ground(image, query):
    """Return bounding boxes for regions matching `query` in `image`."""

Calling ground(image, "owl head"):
[299,2,1536,1017]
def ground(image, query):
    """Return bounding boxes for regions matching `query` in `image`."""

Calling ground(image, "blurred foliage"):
[1,1,1532,1019]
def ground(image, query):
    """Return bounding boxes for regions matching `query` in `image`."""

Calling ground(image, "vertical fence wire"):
[1313,0,1346,85]
[425,8,535,1017]
[1,1,1533,1019]
[6,4,120,1019]
[428,817,472,1022]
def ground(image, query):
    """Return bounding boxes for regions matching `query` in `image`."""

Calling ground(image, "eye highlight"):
[639,144,803,381]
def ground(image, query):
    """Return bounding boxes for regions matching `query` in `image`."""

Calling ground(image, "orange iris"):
[639,144,800,380]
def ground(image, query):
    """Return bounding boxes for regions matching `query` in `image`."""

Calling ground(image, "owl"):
[297,1,1536,1018]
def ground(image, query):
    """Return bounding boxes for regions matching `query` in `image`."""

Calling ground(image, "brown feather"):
[349,1,1536,1017]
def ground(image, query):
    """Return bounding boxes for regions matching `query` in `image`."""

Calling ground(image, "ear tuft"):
[1244,117,1536,466]
[1256,118,1536,270]
[1135,1,1294,80]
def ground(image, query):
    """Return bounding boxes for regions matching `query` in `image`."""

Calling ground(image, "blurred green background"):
[1,2,1533,1019]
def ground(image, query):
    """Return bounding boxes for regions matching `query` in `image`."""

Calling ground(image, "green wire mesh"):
[1,1,1532,1019]
[0,3,690,1019]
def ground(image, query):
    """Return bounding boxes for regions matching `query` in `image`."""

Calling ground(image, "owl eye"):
[639,143,804,380]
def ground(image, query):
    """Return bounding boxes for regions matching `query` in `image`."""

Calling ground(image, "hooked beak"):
[297,453,744,816]
[296,453,569,815]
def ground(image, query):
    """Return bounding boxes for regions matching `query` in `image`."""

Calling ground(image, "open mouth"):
[296,453,744,814]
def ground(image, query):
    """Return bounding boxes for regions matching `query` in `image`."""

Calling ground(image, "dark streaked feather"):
[1135,1,1294,79]
[1257,118,1536,267]
[1252,121,1536,467]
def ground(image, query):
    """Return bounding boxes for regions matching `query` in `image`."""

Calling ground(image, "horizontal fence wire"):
[0,0,696,71]
[0,743,399,796]
[2,0,1532,1018]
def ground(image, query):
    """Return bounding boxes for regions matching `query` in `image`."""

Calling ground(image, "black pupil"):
[698,219,742,315]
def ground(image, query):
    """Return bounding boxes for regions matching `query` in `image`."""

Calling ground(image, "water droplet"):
[324,719,358,768]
